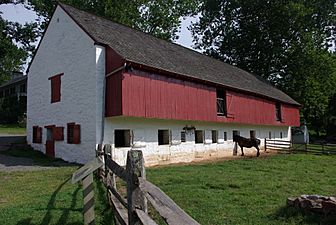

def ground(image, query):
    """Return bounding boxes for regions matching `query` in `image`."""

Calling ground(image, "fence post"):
[96,144,103,178]
[305,142,308,153]
[264,138,267,152]
[126,150,147,225]
[83,173,95,225]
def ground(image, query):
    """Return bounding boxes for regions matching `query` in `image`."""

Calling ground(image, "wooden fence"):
[265,139,336,155]
[96,144,200,225]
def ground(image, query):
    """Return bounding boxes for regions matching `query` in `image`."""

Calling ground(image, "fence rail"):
[96,144,200,225]
[265,139,336,155]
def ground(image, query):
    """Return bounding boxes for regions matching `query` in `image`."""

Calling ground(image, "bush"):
[0,96,26,124]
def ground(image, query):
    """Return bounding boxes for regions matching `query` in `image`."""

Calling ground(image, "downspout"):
[100,63,126,146]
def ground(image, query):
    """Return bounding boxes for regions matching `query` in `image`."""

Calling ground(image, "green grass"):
[0,149,335,225]
[146,154,336,225]
[0,150,113,225]
[0,124,26,135]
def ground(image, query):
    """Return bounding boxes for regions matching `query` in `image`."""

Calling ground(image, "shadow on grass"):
[271,205,336,225]
[16,178,82,225]
[0,148,80,168]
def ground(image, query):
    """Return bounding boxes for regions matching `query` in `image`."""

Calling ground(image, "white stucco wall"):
[103,117,290,166]
[27,6,103,163]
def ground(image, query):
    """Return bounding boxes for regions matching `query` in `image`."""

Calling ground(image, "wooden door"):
[45,127,55,157]
[46,140,55,157]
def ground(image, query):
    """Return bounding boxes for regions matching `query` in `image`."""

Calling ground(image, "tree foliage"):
[0,96,26,124]
[191,0,336,134]
[0,0,199,84]
[0,1,39,84]
[26,0,200,40]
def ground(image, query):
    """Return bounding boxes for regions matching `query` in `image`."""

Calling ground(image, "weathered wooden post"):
[126,150,147,225]
[305,142,308,153]
[72,158,103,225]
[264,138,267,152]
[96,144,103,178]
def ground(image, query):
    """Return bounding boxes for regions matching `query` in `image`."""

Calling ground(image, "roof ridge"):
[59,3,243,71]
[59,3,180,46]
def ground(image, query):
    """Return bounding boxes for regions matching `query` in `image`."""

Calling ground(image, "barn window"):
[181,131,186,142]
[269,131,272,139]
[212,130,218,143]
[49,73,63,103]
[33,126,42,143]
[158,130,170,145]
[224,132,227,141]
[276,102,282,121]
[250,130,256,139]
[115,130,131,147]
[216,89,227,116]
[233,130,240,141]
[195,130,204,143]
[67,123,80,144]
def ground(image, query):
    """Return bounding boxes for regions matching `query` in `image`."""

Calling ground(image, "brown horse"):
[233,135,261,157]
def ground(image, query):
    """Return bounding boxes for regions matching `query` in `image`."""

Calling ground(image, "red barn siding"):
[105,72,122,116]
[106,69,300,126]
[282,104,300,126]
[105,47,124,74]
[105,46,125,116]
[121,71,217,121]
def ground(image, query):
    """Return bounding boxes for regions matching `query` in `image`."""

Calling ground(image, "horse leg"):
[241,146,244,156]
[256,146,260,157]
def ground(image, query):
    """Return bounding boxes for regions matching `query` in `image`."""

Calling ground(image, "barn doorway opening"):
[115,130,131,147]
[195,130,204,144]
[158,130,170,145]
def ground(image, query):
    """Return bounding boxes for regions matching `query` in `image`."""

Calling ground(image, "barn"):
[27,3,300,166]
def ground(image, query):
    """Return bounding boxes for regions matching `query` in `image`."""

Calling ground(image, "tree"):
[26,0,200,41]
[0,0,199,84]
[191,0,336,133]
[0,1,39,84]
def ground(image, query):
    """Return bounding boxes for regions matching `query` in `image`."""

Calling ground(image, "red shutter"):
[49,73,63,103]
[37,127,42,143]
[73,124,81,144]
[226,92,234,118]
[53,126,64,141]
[67,123,74,144]
[33,126,37,143]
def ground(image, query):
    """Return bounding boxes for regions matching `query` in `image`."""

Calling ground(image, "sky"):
[0,3,198,73]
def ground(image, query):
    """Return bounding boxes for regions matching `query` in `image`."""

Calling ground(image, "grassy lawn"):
[0,150,335,225]
[146,154,336,225]
[0,150,112,225]
[0,124,26,135]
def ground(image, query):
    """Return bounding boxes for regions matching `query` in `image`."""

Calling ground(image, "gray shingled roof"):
[59,3,300,106]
